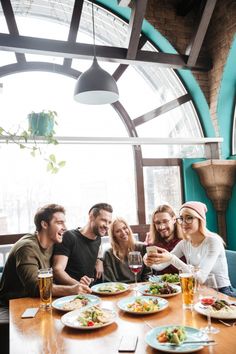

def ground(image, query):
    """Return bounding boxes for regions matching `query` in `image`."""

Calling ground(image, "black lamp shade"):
[74,58,119,105]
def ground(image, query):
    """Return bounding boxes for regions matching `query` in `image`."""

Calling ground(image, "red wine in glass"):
[129,265,142,274]
[128,251,143,295]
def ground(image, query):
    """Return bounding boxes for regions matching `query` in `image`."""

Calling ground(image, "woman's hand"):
[144,247,172,266]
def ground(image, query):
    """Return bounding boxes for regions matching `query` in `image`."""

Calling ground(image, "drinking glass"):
[179,271,195,310]
[128,251,143,295]
[199,273,219,334]
[38,268,53,310]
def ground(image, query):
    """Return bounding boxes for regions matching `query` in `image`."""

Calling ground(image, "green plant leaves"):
[0,113,65,174]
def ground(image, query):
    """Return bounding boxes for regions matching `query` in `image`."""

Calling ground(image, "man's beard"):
[92,224,107,237]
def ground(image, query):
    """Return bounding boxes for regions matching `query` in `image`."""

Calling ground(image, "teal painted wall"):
[227,156,236,250]
[217,35,236,158]
[226,183,236,250]
[182,159,217,233]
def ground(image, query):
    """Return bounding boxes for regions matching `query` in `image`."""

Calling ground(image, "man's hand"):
[72,282,92,294]
[80,275,94,286]
[95,259,104,279]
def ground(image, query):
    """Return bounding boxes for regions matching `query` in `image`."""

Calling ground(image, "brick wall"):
[145,0,236,136]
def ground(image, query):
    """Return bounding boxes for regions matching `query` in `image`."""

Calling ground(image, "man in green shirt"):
[0,203,91,303]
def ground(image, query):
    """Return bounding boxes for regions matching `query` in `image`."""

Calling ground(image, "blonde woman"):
[104,217,150,283]
[145,201,236,297]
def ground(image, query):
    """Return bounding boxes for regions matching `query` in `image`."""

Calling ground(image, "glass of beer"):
[38,268,53,309]
[179,272,195,310]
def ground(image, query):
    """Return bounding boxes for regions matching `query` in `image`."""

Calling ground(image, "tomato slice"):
[87,321,95,326]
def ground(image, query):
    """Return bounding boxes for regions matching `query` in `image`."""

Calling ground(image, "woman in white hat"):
[144,201,236,297]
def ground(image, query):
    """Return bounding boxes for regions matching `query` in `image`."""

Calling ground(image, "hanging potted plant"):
[0,110,66,173]
[28,110,57,137]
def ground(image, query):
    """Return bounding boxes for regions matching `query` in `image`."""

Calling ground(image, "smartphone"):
[21,307,39,318]
[118,335,138,352]
[146,246,158,255]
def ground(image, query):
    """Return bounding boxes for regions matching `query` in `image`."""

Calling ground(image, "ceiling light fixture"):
[74,1,119,105]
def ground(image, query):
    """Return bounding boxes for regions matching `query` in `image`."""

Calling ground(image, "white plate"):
[117,295,168,315]
[52,294,100,312]
[194,301,236,319]
[91,282,129,295]
[145,325,206,353]
[149,274,180,284]
[61,306,117,329]
[138,283,181,298]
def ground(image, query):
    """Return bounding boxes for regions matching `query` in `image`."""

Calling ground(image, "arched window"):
[0,1,206,235]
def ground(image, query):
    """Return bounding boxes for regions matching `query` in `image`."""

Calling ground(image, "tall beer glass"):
[38,268,53,309]
[179,272,195,310]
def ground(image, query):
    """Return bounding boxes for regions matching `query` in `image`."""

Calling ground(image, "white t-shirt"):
[152,234,230,288]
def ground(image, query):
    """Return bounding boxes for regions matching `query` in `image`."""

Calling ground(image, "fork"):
[218,319,236,327]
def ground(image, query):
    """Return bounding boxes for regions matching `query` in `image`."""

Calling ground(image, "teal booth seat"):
[225,250,236,288]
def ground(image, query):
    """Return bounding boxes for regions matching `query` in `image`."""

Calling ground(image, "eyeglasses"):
[177,216,196,225]
[153,219,171,228]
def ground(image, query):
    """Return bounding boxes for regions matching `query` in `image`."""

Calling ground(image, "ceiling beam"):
[0,0,26,63]
[186,0,217,66]
[113,35,147,81]
[126,0,148,59]
[63,0,85,69]
[0,33,212,71]
[133,94,191,127]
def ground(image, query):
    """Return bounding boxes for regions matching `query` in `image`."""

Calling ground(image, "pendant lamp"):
[74,1,119,105]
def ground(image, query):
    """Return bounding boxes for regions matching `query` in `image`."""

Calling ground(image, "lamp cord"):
[92,0,96,59]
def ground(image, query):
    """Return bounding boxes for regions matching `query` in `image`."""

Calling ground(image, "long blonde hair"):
[149,204,182,244]
[108,217,135,261]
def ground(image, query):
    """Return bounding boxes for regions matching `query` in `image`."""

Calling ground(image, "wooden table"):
[10,287,236,354]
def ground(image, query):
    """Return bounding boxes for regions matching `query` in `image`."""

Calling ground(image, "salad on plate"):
[139,283,181,297]
[117,295,168,315]
[52,294,100,312]
[91,282,129,294]
[149,273,180,284]
[61,305,117,329]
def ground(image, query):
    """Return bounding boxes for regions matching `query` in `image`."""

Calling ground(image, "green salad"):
[161,273,180,283]
[157,326,187,344]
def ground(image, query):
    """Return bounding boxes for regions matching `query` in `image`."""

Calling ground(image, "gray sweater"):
[103,242,150,283]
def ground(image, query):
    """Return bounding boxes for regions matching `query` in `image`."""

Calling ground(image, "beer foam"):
[179,273,193,278]
[38,273,52,278]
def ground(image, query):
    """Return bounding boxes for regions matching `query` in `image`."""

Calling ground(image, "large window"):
[0,1,206,234]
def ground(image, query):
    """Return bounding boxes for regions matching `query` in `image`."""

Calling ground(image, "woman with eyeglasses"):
[144,201,236,297]
[103,217,150,283]
[145,204,184,275]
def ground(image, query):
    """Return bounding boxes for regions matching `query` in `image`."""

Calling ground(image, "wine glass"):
[128,251,143,295]
[199,273,219,334]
